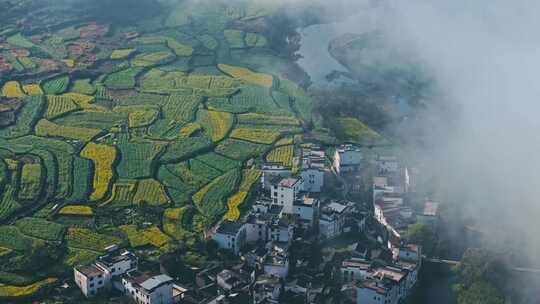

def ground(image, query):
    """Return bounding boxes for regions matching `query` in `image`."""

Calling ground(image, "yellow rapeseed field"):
[217,64,273,88]
[1,81,25,98]
[80,143,117,201]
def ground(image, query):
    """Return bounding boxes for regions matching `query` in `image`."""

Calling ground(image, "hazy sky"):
[379,0,540,261]
[287,0,540,266]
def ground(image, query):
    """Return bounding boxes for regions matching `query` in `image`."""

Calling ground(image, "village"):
[73,144,439,304]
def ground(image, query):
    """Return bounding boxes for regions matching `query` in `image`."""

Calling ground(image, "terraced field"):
[0,1,349,300]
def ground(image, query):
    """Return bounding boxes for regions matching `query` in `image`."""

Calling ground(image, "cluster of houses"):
[74,245,186,304]
[73,145,436,304]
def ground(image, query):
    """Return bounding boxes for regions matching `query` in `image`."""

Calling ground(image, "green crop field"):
[0,2,328,298]
[42,75,70,95]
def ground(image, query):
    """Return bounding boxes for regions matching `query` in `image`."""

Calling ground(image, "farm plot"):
[80,143,117,201]
[104,67,144,89]
[103,182,136,207]
[217,64,273,88]
[117,141,165,179]
[266,145,294,166]
[6,33,35,48]
[58,205,93,216]
[178,123,203,139]
[1,81,25,98]
[65,157,92,203]
[22,84,43,96]
[215,139,267,161]
[193,168,240,220]
[44,95,80,119]
[224,30,245,48]
[196,110,233,142]
[198,34,219,50]
[54,111,127,131]
[132,178,170,206]
[0,226,33,251]
[0,185,22,222]
[162,206,197,243]
[42,75,70,95]
[132,51,175,67]
[65,228,122,251]
[149,94,202,138]
[113,105,160,129]
[1,52,24,72]
[195,152,239,173]
[120,225,171,248]
[158,165,202,205]
[207,86,287,115]
[35,119,102,142]
[245,32,267,47]
[0,278,57,300]
[110,48,135,59]
[17,162,43,201]
[14,217,66,241]
[188,159,222,181]
[335,117,384,145]
[0,160,6,190]
[230,125,283,144]
[0,95,44,139]
[159,136,212,163]
[238,113,299,126]
[223,169,261,221]
[63,247,100,268]
[70,79,96,95]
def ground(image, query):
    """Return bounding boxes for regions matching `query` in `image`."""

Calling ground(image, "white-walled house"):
[301,166,325,193]
[341,258,371,283]
[121,272,175,304]
[334,145,363,174]
[319,201,352,239]
[271,177,303,214]
[74,265,107,297]
[74,249,138,298]
[355,276,399,304]
[292,197,319,229]
[261,164,292,190]
[212,221,247,255]
[376,155,399,175]
[300,148,326,193]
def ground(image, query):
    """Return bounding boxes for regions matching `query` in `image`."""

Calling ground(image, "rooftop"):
[342,259,371,270]
[373,267,406,283]
[130,273,173,292]
[216,221,243,235]
[279,177,301,188]
[76,264,103,277]
[97,249,136,267]
[422,201,439,216]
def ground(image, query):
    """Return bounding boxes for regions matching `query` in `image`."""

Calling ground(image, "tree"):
[404,222,436,255]
[456,280,504,304]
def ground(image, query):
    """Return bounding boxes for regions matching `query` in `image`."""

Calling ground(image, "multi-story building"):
[213,221,247,255]
[74,264,107,297]
[300,148,326,193]
[355,276,399,304]
[74,248,138,298]
[340,258,372,283]
[121,272,175,304]
[271,177,303,214]
[292,196,319,229]
[261,164,292,191]
[319,201,352,239]
[334,145,363,174]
